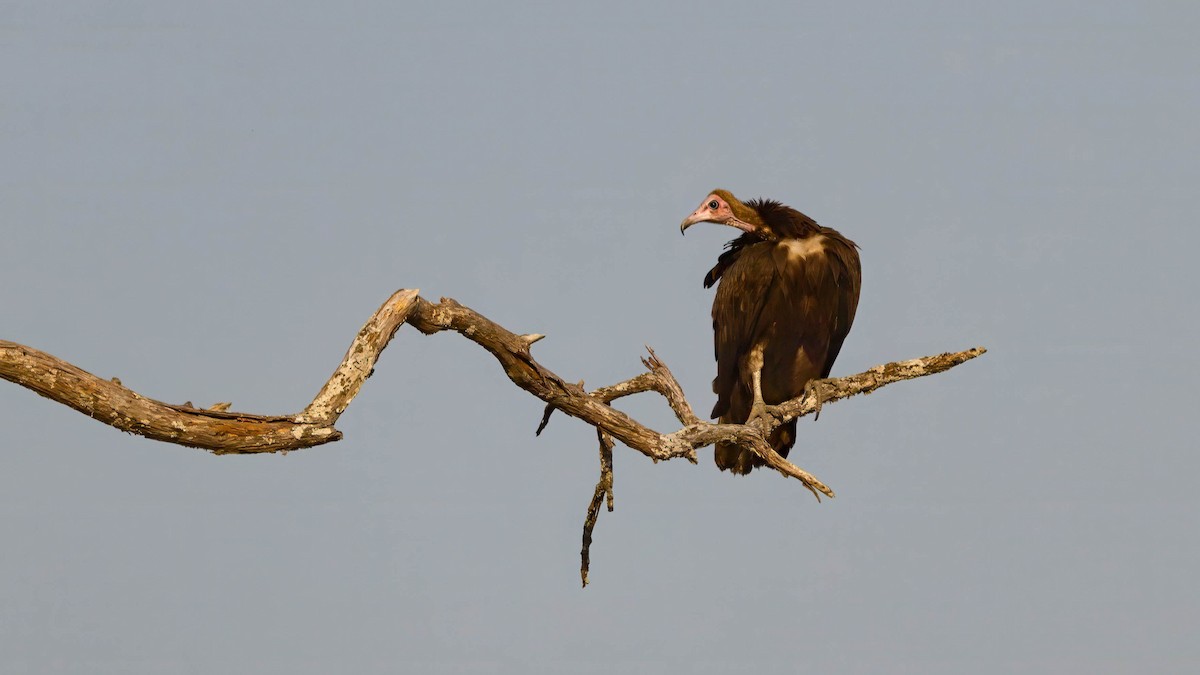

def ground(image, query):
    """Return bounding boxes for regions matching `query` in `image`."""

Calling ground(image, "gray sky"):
[2,2,1197,673]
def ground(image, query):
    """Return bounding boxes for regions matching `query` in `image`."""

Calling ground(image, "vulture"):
[680,189,861,474]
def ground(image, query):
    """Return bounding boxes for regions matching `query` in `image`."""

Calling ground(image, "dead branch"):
[297,289,419,426]
[0,290,419,454]
[1,288,985,584]
[581,428,615,587]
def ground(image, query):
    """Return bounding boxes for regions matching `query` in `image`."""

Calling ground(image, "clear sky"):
[2,2,1197,673]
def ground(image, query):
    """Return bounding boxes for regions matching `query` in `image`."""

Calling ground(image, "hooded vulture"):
[680,189,861,474]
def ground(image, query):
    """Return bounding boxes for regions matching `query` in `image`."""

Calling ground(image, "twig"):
[640,347,702,426]
[538,347,700,435]
[581,428,615,588]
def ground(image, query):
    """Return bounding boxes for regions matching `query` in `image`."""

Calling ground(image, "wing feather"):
[709,241,776,420]
[819,235,862,378]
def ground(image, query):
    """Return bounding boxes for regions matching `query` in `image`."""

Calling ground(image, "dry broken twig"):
[1,288,985,586]
[581,428,615,588]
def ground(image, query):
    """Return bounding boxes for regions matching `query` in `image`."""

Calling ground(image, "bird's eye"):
[708,200,719,209]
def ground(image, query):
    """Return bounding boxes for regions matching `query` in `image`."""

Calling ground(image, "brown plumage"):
[681,189,861,474]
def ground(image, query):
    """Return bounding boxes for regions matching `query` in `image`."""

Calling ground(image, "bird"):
[680,189,861,474]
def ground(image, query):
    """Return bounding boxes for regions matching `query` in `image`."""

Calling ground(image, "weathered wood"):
[406,296,668,457]
[0,288,421,454]
[298,289,419,425]
[0,341,340,454]
[1,288,985,477]
[2,287,985,585]
[581,428,615,587]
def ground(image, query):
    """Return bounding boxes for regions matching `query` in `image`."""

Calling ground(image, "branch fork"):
[1,288,985,586]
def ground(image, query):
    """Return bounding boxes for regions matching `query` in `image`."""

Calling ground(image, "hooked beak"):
[679,207,712,235]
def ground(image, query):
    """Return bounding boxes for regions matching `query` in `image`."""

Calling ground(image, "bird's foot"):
[744,400,782,430]
[804,379,827,420]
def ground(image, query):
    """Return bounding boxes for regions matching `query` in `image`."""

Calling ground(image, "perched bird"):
[680,190,861,474]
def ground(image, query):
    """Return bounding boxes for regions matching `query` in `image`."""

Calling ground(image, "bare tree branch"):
[0,289,421,454]
[537,348,700,437]
[0,347,341,454]
[581,428,615,588]
[297,289,419,426]
[2,288,985,583]
[640,347,702,426]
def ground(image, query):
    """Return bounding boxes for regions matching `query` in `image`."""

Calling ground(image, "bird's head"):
[679,189,764,235]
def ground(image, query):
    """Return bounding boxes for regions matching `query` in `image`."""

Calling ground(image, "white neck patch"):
[780,236,826,261]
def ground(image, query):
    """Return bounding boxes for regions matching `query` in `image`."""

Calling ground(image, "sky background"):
[2,2,1197,673]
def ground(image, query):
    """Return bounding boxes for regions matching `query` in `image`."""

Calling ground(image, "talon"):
[744,400,780,430]
[744,402,766,428]
[804,379,826,420]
